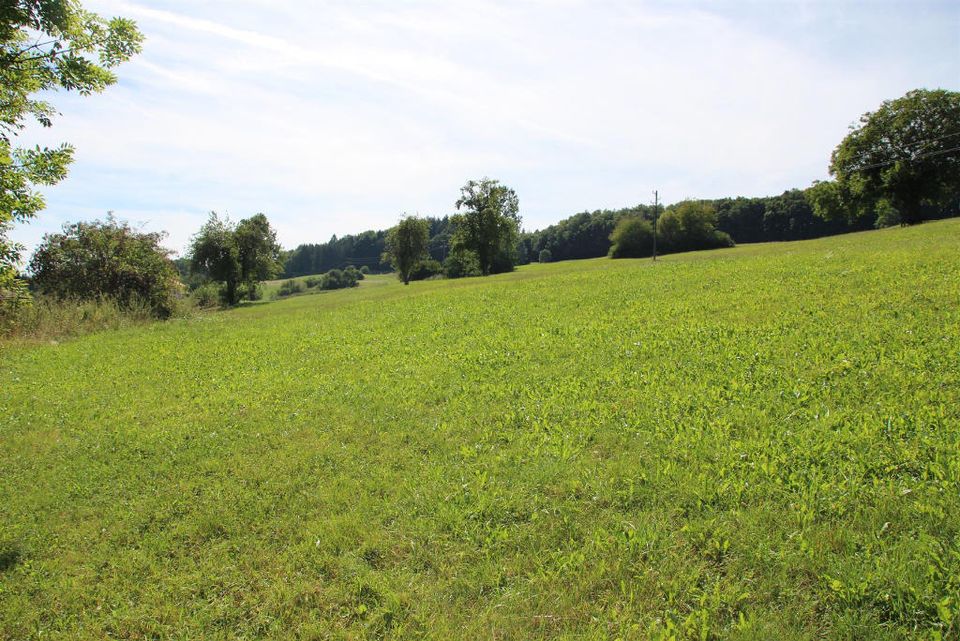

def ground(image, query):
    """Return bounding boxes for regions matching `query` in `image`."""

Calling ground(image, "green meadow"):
[2,220,959,640]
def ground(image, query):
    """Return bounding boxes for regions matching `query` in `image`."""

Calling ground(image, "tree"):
[29,215,180,318]
[608,216,653,258]
[234,213,282,299]
[826,89,960,226]
[657,201,732,253]
[538,248,552,263]
[189,212,281,305]
[451,178,521,275]
[0,1,143,314]
[443,247,481,279]
[189,213,240,304]
[384,215,429,285]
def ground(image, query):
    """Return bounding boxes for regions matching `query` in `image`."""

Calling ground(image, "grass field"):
[259,273,394,300]
[2,220,959,640]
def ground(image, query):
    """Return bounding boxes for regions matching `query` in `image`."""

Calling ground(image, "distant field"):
[260,272,394,299]
[2,220,959,639]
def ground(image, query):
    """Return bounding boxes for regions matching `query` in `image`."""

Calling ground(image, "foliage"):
[277,279,304,297]
[0,294,164,340]
[608,215,654,258]
[189,212,281,306]
[451,178,521,276]
[527,206,654,262]
[191,282,221,308]
[2,221,959,638]
[283,229,390,277]
[384,216,429,285]
[538,248,552,263]
[235,213,282,297]
[321,267,360,290]
[409,259,442,281]
[443,247,481,279]
[28,216,180,318]
[0,0,142,316]
[826,88,960,225]
[656,200,733,253]
[189,213,240,305]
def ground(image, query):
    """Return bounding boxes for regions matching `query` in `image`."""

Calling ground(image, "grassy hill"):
[2,220,959,640]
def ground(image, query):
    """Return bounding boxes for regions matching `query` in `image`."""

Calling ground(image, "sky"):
[11,0,960,257]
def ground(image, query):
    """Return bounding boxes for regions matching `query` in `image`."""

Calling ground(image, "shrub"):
[29,216,181,318]
[444,248,482,279]
[359,266,370,275]
[538,249,552,263]
[244,282,263,301]
[304,276,322,288]
[658,202,734,253]
[321,269,360,290]
[192,283,221,308]
[609,216,654,258]
[277,279,304,297]
[409,259,443,281]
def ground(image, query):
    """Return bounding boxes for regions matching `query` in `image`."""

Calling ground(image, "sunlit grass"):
[2,220,958,639]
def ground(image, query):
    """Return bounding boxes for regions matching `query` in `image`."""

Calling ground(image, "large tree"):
[384,215,429,285]
[451,178,521,276]
[0,1,142,313]
[189,212,281,305]
[234,213,282,298]
[825,89,960,226]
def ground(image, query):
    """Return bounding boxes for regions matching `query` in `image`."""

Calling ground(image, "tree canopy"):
[189,212,281,305]
[451,178,521,276]
[0,0,142,313]
[235,213,282,297]
[824,89,960,225]
[384,216,429,285]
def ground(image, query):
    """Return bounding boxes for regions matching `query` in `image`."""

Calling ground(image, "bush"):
[609,216,653,258]
[29,216,182,318]
[244,282,263,301]
[321,268,360,290]
[277,279,304,297]
[538,249,552,263]
[359,266,370,275]
[192,283,221,308]
[304,276,322,288]
[409,259,443,281]
[444,248,482,279]
[658,201,734,253]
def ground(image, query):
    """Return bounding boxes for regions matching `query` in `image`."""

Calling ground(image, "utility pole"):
[652,190,659,262]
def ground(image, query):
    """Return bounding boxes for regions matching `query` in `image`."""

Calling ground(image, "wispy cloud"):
[12,0,958,256]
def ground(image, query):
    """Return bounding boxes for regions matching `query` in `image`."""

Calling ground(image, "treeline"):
[283,230,390,277]
[282,218,457,278]
[282,187,876,276]
[525,188,874,263]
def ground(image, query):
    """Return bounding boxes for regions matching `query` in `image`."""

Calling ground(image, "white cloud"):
[10,0,958,256]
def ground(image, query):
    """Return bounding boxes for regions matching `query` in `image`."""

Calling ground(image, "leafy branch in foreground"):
[0,1,143,315]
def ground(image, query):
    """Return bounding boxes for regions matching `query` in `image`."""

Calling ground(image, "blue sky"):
[12,0,960,257]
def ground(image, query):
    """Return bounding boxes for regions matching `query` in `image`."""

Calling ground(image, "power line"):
[846,132,960,168]
[848,144,960,173]
[898,131,960,150]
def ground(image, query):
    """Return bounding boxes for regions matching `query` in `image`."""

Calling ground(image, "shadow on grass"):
[0,545,22,573]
